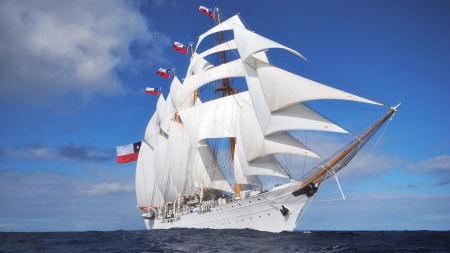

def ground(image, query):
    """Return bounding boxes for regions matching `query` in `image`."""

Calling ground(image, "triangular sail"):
[254,58,383,112]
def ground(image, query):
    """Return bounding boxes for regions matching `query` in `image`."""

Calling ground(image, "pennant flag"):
[199,6,214,19]
[116,141,141,163]
[146,87,159,96]
[172,42,188,54]
[157,68,170,78]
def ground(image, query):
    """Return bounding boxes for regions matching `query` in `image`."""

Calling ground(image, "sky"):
[0,0,449,232]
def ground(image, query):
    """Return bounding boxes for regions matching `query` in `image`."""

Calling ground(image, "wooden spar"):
[214,8,237,97]
[299,104,399,189]
[214,7,240,197]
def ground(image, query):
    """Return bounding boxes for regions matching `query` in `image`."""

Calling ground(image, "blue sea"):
[1,229,449,252]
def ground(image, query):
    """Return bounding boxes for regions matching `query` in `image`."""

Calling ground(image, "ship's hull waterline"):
[144,182,308,232]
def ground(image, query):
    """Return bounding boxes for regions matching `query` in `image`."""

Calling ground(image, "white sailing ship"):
[134,8,399,232]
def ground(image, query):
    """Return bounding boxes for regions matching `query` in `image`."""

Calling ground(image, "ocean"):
[1,229,449,252]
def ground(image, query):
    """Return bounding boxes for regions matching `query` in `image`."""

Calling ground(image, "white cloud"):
[0,0,170,108]
[0,170,142,231]
[407,155,450,186]
[1,143,112,162]
[82,182,134,195]
[299,193,450,230]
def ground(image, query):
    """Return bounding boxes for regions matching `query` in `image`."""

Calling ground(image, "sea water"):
[1,229,449,252]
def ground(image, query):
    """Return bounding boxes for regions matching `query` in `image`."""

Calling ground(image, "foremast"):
[297,103,400,192]
[212,7,240,198]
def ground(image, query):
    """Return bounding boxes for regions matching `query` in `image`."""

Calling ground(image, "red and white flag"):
[199,6,214,19]
[145,87,159,96]
[156,68,170,78]
[172,42,188,54]
[116,141,141,163]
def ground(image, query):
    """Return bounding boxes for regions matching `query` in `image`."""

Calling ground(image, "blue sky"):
[0,0,449,232]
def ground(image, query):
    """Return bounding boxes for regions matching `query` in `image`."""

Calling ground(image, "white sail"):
[195,140,234,193]
[167,120,197,197]
[233,144,264,186]
[154,134,179,202]
[160,95,175,133]
[233,24,307,61]
[178,94,244,144]
[248,155,290,178]
[267,103,348,135]
[239,99,320,162]
[156,94,165,124]
[135,141,163,207]
[196,14,245,51]
[175,59,245,109]
[188,41,237,77]
[190,56,214,76]
[144,112,158,149]
[169,76,183,109]
[254,58,383,112]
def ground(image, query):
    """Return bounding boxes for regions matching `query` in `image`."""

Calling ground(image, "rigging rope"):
[346,112,395,194]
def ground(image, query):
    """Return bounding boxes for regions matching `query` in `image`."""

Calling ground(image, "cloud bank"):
[0,0,170,108]
[407,155,450,186]
[0,143,113,163]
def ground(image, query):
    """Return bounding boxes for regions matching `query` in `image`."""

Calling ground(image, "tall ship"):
[127,7,399,232]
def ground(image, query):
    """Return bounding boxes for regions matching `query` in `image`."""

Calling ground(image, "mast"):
[299,104,400,190]
[214,7,237,97]
[213,7,240,198]
[189,42,199,102]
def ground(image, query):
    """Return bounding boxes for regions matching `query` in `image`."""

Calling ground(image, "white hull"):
[143,182,308,233]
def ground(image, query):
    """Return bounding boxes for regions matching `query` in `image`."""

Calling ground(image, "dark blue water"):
[1,229,449,252]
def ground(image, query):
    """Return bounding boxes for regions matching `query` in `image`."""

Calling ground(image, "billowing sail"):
[196,14,245,51]
[154,134,178,202]
[196,140,235,193]
[167,120,197,197]
[136,141,163,207]
[175,59,245,109]
[254,58,383,112]
[144,113,158,149]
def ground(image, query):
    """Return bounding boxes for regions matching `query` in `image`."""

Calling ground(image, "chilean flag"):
[146,87,159,96]
[172,42,188,54]
[157,68,170,78]
[116,141,141,163]
[199,6,214,19]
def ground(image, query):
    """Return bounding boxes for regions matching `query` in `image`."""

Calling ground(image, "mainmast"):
[214,7,237,97]
[214,7,240,198]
